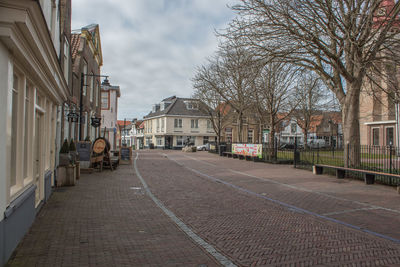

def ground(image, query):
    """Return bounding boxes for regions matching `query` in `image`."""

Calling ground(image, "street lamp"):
[79,73,109,141]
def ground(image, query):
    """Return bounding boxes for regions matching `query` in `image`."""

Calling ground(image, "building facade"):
[69,24,103,142]
[219,104,262,144]
[143,96,216,149]
[100,79,120,151]
[0,0,69,264]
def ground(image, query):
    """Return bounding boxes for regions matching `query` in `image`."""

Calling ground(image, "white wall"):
[0,42,12,221]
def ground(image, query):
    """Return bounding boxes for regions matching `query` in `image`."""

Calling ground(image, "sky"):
[71,0,237,120]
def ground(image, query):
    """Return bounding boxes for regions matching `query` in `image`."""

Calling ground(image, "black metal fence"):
[213,141,400,185]
[274,143,400,186]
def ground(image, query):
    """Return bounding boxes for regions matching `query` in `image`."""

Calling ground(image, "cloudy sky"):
[71,0,237,120]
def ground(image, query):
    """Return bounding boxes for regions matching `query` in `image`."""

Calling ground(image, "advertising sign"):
[76,141,91,161]
[120,147,132,164]
[232,144,263,158]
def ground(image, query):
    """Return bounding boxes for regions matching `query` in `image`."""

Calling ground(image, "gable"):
[81,24,103,67]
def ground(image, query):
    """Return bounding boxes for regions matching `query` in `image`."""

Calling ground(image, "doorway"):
[165,136,173,149]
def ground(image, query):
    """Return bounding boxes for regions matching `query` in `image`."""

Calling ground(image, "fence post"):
[346,142,350,168]
[294,138,297,168]
[390,144,393,174]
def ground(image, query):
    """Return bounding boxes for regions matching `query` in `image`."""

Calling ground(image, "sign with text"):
[120,147,132,164]
[76,141,92,161]
[232,144,263,158]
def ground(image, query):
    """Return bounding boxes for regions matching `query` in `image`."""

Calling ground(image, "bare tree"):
[212,41,261,142]
[293,71,335,149]
[252,61,298,159]
[225,0,400,166]
[192,65,232,148]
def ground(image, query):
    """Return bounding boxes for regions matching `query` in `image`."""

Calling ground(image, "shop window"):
[176,136,184,146]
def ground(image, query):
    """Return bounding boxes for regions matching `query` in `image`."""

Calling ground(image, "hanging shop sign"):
[67,111,80,122]
[91,117,101,127]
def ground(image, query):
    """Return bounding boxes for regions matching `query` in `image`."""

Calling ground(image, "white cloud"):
[72,0,237,119]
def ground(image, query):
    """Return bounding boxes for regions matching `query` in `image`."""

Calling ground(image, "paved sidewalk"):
[171,151,400,240]
[6,164,219,267]
[138,151,400,266]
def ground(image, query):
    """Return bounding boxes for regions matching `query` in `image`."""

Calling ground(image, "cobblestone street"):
[7,150,400,266]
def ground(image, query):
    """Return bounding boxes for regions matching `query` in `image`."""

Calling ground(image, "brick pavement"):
[6,163,220,267]
[170,151,400,241]
[137,150,400,266]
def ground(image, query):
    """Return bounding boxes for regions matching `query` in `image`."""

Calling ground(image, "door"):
[33,111,43,207]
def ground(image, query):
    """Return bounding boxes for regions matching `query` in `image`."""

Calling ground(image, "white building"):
[143,96,216,149]
[100,79,120,151]
[0,0,69,264]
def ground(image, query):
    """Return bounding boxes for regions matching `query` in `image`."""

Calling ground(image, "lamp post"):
[79,73,109,141]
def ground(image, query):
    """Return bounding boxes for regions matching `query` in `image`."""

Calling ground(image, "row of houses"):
[0,1,122,264]
[116,96,344,151]
[115,80,399,152]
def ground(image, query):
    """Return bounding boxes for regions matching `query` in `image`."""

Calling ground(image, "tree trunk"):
[268,114,277,160]
[342,81,362,167]
[238,111,243,143]
[303,130,308,150]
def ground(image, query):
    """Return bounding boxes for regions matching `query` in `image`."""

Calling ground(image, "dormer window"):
[185,101,198,110]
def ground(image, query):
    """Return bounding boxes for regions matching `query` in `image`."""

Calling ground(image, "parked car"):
[307,139,327,148]
[196,143,210,151]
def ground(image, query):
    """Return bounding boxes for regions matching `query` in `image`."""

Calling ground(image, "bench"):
[222,152,259,162]
[313,164,400,188]
[222,152,234,158]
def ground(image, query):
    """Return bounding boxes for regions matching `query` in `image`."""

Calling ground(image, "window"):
[101,91,109,109]
[243,116,248,124]
[203,136,209,144]
[82,61,88,96]
[291,123,297,134]
[95,82,99,106]
[10,74,19,188]
[176,136,184,146]
[24,84,32,179]
[207,120,212,129]
[157,119,160,132]
[146,137,152,146]
[185,101,198,110]
[248,129,254,143]
[191,119,198,128]
[386,127,394,146]
[372,128,380,146]
[156,137,163,146]
[225,127,232,143]
[89,73,94,102]
[63,38,69,83]
[174,118,182,128]
[161,118,165,131]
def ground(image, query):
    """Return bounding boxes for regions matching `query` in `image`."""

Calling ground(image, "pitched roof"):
[71,33,81,61]
[117,120,132,127]
[144,96,209,118]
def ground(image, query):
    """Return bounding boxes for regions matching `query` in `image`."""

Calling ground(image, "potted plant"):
[59,139,71,166]
[69,139,81,179]
[69,139,78,164]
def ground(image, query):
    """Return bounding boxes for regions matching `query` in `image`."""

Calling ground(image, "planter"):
[70,151,79,164]
[59,153,71,166]
[65,165,76,186]
[76,161,80,179]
